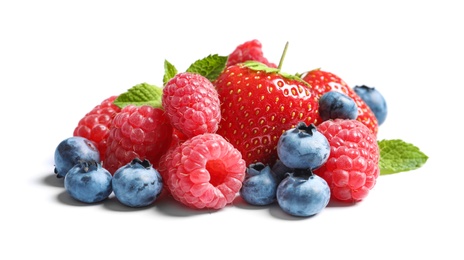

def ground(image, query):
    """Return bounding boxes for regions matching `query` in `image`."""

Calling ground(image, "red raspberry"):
[313,119,380,202]
[162,72,221,138]
[103,105,173,174]
[73,96,121,161]
[162,133,246,209]
[226,39,277,68]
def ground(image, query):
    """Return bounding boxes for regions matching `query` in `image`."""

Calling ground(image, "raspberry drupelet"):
[162,72,221,138]
[313,119,380,202]
[161,133,246,210]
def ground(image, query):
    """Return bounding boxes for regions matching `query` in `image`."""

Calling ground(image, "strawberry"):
[214,61,320,167]
[302,69,378,135]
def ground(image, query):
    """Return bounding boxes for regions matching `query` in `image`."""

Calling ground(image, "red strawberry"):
[226,39,277,68]
[214,62,320,167]
[302,69,378,135]
[73,95,121,161]
[103,105,173,174]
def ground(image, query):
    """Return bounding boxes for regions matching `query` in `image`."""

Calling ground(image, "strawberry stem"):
[277,41,289,71]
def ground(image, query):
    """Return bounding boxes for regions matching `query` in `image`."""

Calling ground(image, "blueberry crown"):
[295,122,317,136]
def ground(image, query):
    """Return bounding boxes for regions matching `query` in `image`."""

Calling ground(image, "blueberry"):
[54,136,100,178]
[64,160,113,203]
[271,159,293,183]
[240,163,278,206]
[276,169,330,217]
[319,91,358,121]
[277,122,330,170]
[112,158,163,208]
[353,85,387,125]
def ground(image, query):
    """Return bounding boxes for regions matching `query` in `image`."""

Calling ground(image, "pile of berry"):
[53,39,426,217]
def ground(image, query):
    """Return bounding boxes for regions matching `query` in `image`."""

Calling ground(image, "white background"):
[1,0,462,259]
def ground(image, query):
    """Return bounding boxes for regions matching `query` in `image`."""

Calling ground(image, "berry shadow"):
[232,196,277,211]
[41,173,64,188]
[233,196,314,220]
[268,203,319,220]
[102,195,156,212]
[152,191,222,217]
[326,199,358,208]
[56,190,105,207]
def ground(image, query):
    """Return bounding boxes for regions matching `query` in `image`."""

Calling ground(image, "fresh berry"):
[276,169,330,217]
[214,62,320,166]
[162,72,221,138]
[313,119,380,202]
[73,95,121,161]
[319,91,358,121]
[240,163,278,206]
[103,105,173,175]
[54,136,100,178]
[112,158,163,208]
[271,159,293,183]
[226,39,277,68]
[162,133,246,209]
[64,160,113,203]
[302,69,378,134]
[353,85,387,125]
[277,122,330,170]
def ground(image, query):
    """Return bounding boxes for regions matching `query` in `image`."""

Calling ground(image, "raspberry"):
[226,39,277,68]
[162,72,221,138]
[73,96,121,161]
[313,119,380,202]
[103,105,173,174]
[162,133,246,209]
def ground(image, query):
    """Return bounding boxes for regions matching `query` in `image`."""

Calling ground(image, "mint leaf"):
[163,60,178,86]
[186,54,228,82]
[378,139,428,175]
[113,82,163,109]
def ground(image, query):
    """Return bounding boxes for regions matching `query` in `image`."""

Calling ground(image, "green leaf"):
[186,54,228,82]
[163,60,178,86]
[243,60,281,73]
[243,60,307,84]
[113,82,163,109]
[378,139,429,175]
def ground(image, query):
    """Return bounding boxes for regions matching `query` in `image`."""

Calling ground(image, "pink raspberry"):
[103,105,173,174]
[226,39,277,68]
[162,133,246,209]
[162,72,221,138]
[73,95,121,161]
[313,119,380,202]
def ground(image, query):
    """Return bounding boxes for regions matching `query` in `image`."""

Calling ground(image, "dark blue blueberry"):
[276,169,330,217]
[319,91,358,121]
[271,159,293,183]
[277,122,330,170]
[112,158,163,208]
[64,160,112,203]
[54,136,100,178]
[240,163,278,206]
[353,85,387,125]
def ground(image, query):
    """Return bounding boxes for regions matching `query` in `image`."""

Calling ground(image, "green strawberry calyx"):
[242,61,311,87]
[242,42,310,86]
